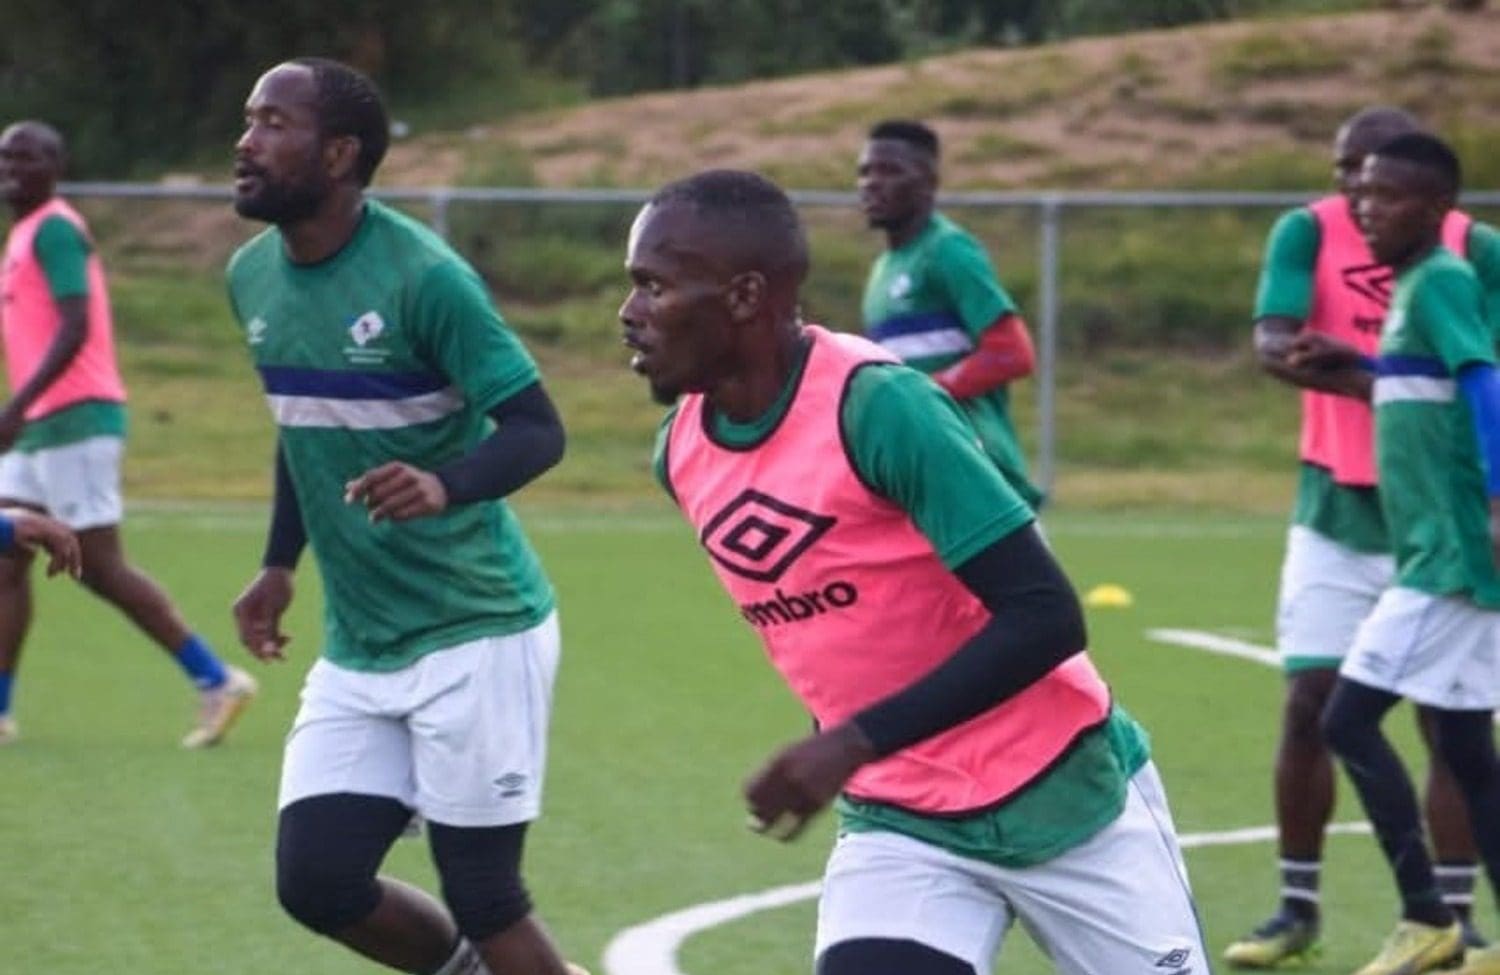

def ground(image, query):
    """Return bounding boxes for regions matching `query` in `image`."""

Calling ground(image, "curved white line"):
[600,821,1374,975]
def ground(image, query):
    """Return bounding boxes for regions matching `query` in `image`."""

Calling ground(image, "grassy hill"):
[64,5,1500,508]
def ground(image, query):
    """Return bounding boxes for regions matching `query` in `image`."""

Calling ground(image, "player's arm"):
[929,312,1036,400]
[1423,261,1500,566]
[345,262,565,521]
[744,366,1082,839]
[232,441,303,662]
[1251,209,1371,399]
[931,232,1031,399]
[0,508,81,578]
[0,217,91,448]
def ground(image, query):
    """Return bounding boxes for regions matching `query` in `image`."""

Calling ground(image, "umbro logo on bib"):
[1341,262,1394,306]
[701,490,835,583]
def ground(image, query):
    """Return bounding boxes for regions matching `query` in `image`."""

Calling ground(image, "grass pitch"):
[2,505,1488,974]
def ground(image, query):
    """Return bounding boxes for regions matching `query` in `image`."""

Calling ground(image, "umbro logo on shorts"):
[493,772,528,798]
[700,489,835,583]
[1154,946,1193,972]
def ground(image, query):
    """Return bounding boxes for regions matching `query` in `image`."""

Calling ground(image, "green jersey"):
[862,212,1042,509]
[1375,246,1500,608]
[653,344,1149,867]
[227,201,555,671]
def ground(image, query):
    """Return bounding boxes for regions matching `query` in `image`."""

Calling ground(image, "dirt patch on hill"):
[380,6,1500,191]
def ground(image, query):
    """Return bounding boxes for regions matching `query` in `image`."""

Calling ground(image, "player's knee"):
[817,938,976,975]
[428,821,533,941]
[275,848,382,935]
[275,796,407,935]
[1432,713,1499,785]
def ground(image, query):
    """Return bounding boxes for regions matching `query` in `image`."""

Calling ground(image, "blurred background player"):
[0,507,80,578]
[1295,132,1500,975]
[1224,106,1500,969]
[227,59,587,975]
[625,168,1207,975]
[0,120,255,747]
[857,119,1044,510]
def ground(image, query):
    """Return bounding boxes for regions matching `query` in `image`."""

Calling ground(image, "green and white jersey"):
[227,200,555,671]
[1375,246,1500,609]
[862,212,1042,509]
[652,344,1150,866]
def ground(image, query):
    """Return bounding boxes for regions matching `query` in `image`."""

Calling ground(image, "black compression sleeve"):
[850,525,1087,757]
[263,442,307,569]
[435,382,566,505]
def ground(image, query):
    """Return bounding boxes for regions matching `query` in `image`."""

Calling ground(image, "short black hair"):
[868,119,939,160]
[290,57,389,187]
[649,169,809,285]
[1373,131,1461,198]
[1341,105,1421,145]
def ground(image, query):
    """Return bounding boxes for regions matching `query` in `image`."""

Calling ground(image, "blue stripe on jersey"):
[258,366,449,400]
[1375,354,1450,378]
[867,310,966,342]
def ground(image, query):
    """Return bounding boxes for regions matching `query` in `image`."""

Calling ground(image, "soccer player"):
[227,59,586,975]
[1226,106,1500,968]
[0,120,255,747]
[1292,133,1500,975]
[0,508,80,579]
[857,119,1044,509]
[624,168,1208,975]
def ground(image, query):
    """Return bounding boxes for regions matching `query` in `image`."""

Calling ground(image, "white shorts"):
[1276,525,1394,671]
[1341,587,1500,710]
[278,612,561,827]
[815,763,1209,974]
[0,436,124,530]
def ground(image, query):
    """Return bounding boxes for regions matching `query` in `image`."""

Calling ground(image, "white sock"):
[433,940,485,975]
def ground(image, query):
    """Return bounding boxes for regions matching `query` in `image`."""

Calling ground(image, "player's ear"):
[725,271,767,323]
[324,134,360,183]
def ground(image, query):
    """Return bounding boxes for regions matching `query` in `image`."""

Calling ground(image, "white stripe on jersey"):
[266,388,465,429]
[877,328,974,361]
[1373,376,1456,405]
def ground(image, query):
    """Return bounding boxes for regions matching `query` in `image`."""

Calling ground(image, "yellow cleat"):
[1223,913,1320,969]
[565,966,592,975]
[1353,920,1463,975]
[0,714,16,745]
[182,667,258,748]
[1458,944,1500,975]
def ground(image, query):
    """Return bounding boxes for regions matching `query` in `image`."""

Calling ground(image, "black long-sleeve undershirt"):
[850,524,1088,757]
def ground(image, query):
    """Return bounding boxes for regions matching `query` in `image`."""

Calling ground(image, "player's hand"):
[343,462,448,522]
[743,723,878,843]
[232,567,294,662]
[0,404,23,452]
[6,510,81,578]
[1287,332,1362,370]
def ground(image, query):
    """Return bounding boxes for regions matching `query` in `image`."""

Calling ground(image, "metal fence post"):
[430,190,452,240]
[1036,196,1061,497]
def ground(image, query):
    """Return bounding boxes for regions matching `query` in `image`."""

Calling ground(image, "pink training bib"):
[1300,195,1468,485]
[1,197,126,420]
[665,325,1110,814]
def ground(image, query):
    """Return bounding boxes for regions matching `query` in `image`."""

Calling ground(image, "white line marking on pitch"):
[1145,628,1279,668]
[600,821,1373,975]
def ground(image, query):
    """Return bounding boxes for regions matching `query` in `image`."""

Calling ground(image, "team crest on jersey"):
[701,489,835,583]
[349,311,386,346]
[246,317,268,345]
[888,272,913,300]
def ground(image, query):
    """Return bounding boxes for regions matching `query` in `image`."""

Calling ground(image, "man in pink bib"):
[623,169,1208,975]
[1224,106,1500,968]
[0,121,256,747]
